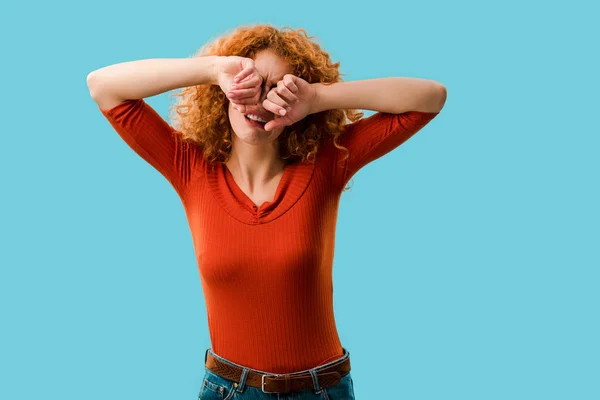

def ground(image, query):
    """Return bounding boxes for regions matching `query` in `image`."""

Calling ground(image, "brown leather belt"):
[205,351,351,394]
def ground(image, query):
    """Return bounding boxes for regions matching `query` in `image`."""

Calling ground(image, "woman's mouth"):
[244,114,267,130]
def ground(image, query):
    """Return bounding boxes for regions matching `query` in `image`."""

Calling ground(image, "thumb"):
[232,102,246,113]
[264,118,282,132]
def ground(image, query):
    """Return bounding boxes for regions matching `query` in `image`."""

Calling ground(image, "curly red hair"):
[168,24,363,191]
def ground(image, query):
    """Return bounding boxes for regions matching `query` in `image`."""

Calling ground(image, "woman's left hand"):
[261,74,317,131]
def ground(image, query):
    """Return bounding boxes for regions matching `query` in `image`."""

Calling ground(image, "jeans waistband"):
[204,347,351,376]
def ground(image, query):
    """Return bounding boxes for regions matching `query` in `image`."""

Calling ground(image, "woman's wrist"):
[206,55,226,85]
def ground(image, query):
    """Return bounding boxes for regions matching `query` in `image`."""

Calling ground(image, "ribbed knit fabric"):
[99,98,439,373]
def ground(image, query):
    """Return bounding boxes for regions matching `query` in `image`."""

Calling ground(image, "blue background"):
[1,1,598,399]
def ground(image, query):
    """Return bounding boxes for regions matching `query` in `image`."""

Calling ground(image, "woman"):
[88,24,445,399]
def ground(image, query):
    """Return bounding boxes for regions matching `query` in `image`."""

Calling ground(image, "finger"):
[228,89,261,105]
[231,101,245,113]
[231,74,261,90]
[283,75,299,93]
[234,66,254,83]
[264,117,284,132]
[231,101,246,112]
[227,82,262,104]
[276,81,298,105]
[227,87,258,101]
[263,98,288,116]
[266,90,290,114]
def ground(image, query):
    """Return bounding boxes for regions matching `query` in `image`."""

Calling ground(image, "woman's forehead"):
[254,50,292,78]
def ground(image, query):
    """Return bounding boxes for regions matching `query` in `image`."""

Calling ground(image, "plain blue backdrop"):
[1,1,598,399]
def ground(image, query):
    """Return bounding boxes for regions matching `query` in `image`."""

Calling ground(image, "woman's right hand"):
[215,56,263,113]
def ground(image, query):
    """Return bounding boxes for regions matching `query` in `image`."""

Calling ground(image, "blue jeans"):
[199,347,355,399]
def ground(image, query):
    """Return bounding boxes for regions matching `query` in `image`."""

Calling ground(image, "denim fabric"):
[198,347,355,400]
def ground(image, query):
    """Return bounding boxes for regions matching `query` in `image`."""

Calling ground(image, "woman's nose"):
[258,84,272,104]
[259,88,268,104]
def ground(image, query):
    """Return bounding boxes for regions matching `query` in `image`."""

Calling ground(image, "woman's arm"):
[88,57,220,197]
[86,56,222,110]
[309,77,446,115]
[308,77,445,190]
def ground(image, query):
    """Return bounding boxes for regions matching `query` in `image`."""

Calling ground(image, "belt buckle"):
[261,373,282,393]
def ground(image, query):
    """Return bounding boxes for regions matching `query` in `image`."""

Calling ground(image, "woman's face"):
[227,49,293,146]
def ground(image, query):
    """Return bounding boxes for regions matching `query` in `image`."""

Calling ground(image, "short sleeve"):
[333,110,439,189]
[99,98,202,197]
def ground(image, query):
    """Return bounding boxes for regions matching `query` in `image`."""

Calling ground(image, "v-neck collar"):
[223,163,288,211]
[204,157,316,225]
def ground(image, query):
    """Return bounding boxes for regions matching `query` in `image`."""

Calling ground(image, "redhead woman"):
[87,24,445,400]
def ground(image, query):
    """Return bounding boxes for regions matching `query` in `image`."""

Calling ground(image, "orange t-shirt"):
[99,98,439,373]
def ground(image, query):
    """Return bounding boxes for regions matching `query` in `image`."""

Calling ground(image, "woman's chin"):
[231,129,278,145]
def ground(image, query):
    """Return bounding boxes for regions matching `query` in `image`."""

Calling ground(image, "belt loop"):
[309,369,322,394]
[236,368,249,393]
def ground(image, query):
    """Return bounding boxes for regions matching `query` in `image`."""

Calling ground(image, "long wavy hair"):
[168,24,364,191]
